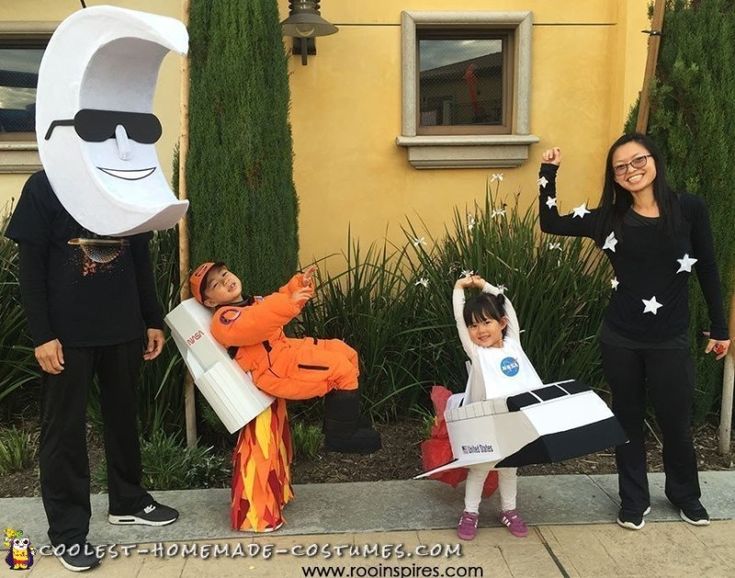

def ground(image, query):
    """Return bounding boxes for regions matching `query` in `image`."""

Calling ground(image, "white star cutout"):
[642,296,663,315]
[545,196,557,209]
[538,176,549,188]
[602,231,618,252]
[571,203,590,219]
[610,277,619,290]
[676,253,698,273]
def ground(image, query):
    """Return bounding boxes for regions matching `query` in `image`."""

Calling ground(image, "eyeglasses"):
[613,154,653,176]
[44,109,162,143]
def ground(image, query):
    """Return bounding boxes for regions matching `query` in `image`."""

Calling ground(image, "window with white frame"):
[397,11,538,169]
[0,23,55,173]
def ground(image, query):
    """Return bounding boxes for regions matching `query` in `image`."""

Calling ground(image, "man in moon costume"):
[4,6,187,572]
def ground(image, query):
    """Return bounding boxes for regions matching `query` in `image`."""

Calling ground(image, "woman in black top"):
[538,133,730,530]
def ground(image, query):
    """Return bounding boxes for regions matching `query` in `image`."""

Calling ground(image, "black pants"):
[39,339,151,546]
[600,343,700,514]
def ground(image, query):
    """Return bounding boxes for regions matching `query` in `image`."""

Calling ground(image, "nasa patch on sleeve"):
[219,308,241,325]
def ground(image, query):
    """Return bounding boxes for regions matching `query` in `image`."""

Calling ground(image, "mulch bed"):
[2,419,733,499]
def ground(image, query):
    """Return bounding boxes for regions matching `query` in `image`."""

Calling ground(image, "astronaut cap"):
[190,262,225,305]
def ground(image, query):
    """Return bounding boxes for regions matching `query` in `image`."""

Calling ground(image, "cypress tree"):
[187,0,298,294]
[635,0,735,421]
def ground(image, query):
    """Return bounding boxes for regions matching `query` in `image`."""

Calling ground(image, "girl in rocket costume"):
[452,274,536,539]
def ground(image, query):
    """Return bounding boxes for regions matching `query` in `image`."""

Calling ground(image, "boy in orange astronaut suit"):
[190,261,381,454]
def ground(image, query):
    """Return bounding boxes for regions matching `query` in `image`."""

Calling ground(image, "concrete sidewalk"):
[2,472,735,576]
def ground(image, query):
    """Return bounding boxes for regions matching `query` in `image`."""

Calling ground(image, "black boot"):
[323,390,381,454]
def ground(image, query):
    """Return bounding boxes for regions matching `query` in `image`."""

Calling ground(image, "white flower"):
[414,277,429,288]
[412,237,426,247]
[467,213,477,231]
[460,269,474,278]
[497,284,507,294]
[548,242,562,251]
[490,173,504,182]
[491,208,506,219]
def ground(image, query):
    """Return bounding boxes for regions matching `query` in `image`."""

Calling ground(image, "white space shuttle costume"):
[417,283,626,478]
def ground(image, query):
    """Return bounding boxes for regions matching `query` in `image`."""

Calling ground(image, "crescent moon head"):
[36,6,189,236]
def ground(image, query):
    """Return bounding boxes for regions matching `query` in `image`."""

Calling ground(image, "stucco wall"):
[0,1,648,268]
[279,0,649,264]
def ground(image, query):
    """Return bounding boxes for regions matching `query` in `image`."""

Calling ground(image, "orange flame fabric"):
[231,397,294,531]
[420,385,498,496]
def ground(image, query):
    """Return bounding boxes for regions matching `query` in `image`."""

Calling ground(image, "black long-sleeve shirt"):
[538,163,728,342]
[5,171,163,347]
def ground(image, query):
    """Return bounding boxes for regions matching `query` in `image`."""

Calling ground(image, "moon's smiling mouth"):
[97,167,157,180]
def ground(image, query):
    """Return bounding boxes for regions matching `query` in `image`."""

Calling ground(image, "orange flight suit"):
[210,274,359,400]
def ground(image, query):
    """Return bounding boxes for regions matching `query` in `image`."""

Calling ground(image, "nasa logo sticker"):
[500,356,520,377]
[219,308,241,325]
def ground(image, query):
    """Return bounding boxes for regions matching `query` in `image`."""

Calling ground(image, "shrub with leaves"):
[298,179,612,419]
[291,422,324,460]
[0,426,37,475]
[93,430,230,491]
[0,215,39,418]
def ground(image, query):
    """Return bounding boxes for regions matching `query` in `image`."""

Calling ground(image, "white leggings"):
[464,464,517,513]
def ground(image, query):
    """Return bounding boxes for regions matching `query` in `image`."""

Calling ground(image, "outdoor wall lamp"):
[280,0,338,66]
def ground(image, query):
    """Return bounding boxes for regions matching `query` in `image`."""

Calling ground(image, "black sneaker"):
[108,501,179,526]
[679,501,710,526]
[57,543,101,572]
[616,506,651,530]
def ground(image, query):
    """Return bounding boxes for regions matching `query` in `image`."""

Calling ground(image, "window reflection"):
[418,38,504,127]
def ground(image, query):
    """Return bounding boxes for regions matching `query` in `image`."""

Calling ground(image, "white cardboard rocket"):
[36,6,189,236]
[165,299,274,434]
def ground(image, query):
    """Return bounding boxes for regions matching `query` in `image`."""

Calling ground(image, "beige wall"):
[1,1,648,268]
[0,0,183,214]
[279,0,649,264]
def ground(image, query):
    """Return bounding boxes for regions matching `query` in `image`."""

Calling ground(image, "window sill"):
[395,134,539,169]
[0,141,42,174]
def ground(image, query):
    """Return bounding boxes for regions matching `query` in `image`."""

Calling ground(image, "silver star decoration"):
[412,237,426,247]
[490,173,504,182]
[460,269,475,278]
[642,296,663,315]
[610,277,619,290]
[538,176,549,189]
[571,203,591,219]
[602,231,618,252]
[676,253,698,273]
[548,242,562,251]
[414,277,429,288]
[545,196,557,209]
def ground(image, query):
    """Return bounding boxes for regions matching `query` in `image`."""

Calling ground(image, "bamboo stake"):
[636,0,665,134]
[719,290,735,455]
[178,0,197,449]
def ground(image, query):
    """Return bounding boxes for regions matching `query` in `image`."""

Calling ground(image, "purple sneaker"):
[457,511,479,541]
[499,509,528,538]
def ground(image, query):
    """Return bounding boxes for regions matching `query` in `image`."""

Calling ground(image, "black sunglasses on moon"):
[44,109,162,143]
